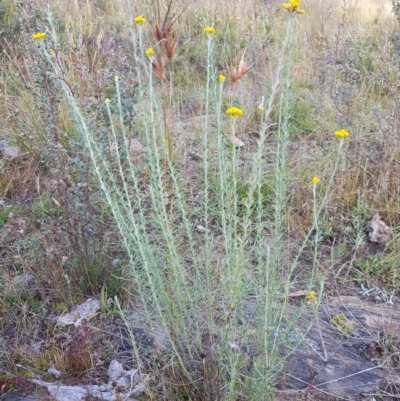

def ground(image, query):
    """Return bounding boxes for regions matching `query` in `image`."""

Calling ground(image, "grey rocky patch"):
[3,146,22,158]
[366,213,391,244]
[196,224,206,233]
[278,295,400,399]
[30,359,143,401]
[47,367,61,378]
[128,139,146,153]
[0,139,8,150]
[52,298,101,327]
[226,135,245,148]
[2,393,38,401]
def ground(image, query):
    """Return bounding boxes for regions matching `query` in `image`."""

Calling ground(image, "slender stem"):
[312,182,319,276]
[203,35,214,231]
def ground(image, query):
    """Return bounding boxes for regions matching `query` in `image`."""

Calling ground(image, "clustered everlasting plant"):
[2,0,363,398]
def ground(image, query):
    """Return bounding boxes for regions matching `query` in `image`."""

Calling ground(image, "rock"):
[129,139,146,164]
[47,367,61,379]
[3,146,21,158]
[196,224,206,233]
[226,135,245,148]
[108,360,140,388]
[366,213,391,244]
[31,359,144,401]
[2,393,38,401]
[0,139,8,151]
[52,298,101,327]
[276,296,400,399]
[128,139,146,153]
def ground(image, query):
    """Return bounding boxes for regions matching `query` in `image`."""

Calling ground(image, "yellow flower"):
[282,0,305,13]
[114,75,119,81]
[204,26,215,34]
[133,15,146,24]
[49,48,55,55]
[104,98,110,104]
[219,74,226,82]
[226,107,244,117]
[32,32,46,41]
[258,105,264,111]
[334,129,350,138]
[145,47,155,57]
[282,0,300,8]
[311,176,320,184]
[307,290,317,305]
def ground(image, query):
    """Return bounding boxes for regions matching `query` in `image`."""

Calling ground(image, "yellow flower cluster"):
[219,74,226,82]
[32,32,46,41]
[204,26,215,34]
[226,107,243,117]
[282,0,305,14]
[133,15,146,24]
[334,129,350,138]
[258,105,264,111]
[311,176,320,184]
[145,47,155,57]
[307,290,317,305]
[104,98,110,104]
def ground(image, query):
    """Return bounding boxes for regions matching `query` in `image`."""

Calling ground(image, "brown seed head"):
[163,36,178,59]
[153,21,174,42]
[152,55,166,80]
[228,52,253,84]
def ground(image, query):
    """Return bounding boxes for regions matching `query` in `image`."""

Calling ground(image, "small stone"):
[128,139,146,153]
[0,139,8,151]
[366,213,391,244]
[48,367,61,378]
[196,225,206,233]
[226,135,244,148]
[54,298,101,327]
[108,359,140,389]
[32,359,144,401]
[3,146,21,158]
